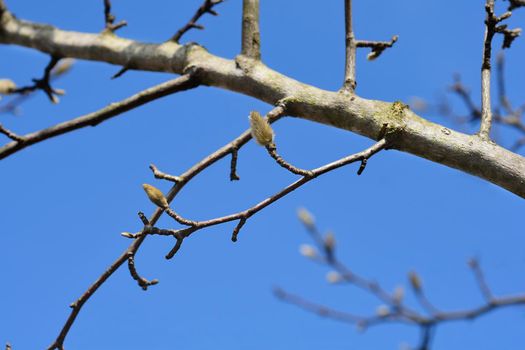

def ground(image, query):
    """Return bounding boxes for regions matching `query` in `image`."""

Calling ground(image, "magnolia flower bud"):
[52,59,75,76]
[297,207,315,227]
[393,286,404,304]
[0,79,16,95]
[326,271,342,284]
[324,232,336,251]
[376,305,390,317]
[249,111,274,147]
[299,244,317,259]
[121,232,135,238]
[409,271,422,292]
[142,183,169,209]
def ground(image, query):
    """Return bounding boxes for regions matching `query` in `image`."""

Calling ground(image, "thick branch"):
[1,16,524,197]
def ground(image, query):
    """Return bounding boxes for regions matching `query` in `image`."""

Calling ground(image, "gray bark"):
[1,13,524,198]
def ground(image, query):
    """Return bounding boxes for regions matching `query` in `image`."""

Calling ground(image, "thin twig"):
[356,35,398,61]
[0,73,200,160]
[127,252,158,290]
[46,103,287,350]
[103,0,127,33]
[468,258,494,302]
[266,145,313,177]
[0,59,74,115]
[149,164,182,183]
[171,0,224,43]
[230,146,241,181]
[283,217,525,350]
[154,139,387,255]
[11,56,63,104]
[0,124,24,142]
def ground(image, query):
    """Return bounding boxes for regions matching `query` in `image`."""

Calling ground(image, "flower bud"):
[249,111,274,147]
[142,183,169,208]
[299,244,317,259]
[326,271,342,284]
[393,286,404,304]
[376,305,390,317]
[297,207,315,227]
[409,271,422,292]
[324,232,336,251]
[0,79,16,95]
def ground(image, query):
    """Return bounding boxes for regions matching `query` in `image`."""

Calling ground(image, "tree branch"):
[343,0,356,91]
[0,73,200,160]
[46,103,287,349]
[171,0,224,43]
[241,0,261,59]
[1,15,525,197]
[282,216,525,350]
[103,0,127,33]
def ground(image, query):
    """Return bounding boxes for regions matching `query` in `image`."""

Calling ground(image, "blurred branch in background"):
[411,52,525,151]
[275,208,525,350]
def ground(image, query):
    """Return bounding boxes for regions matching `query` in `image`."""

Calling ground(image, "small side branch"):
[11,56,63,104]
[0,124,24,142]
[230,147,241,181]
[241,0,261,59]
[127,253,158,290]
[103,0,127,33]
[171,0,224,43]
[479,1,520,139]
[507,0,525,10]
[343,0,357,92]
[266,144,313,177]
[0,73,200,160]
[356,36,398,61]
[468,258,494,302]
[150,164,183,183]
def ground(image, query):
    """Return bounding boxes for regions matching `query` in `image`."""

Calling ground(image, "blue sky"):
[1,1,524,349]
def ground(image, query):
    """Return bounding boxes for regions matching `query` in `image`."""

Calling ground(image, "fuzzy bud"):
[393,286,405,304]
[326,271,342,284]
[376,305,390,317]
[324,232,336,251]
[408,271,422,292]
[297,207,315,227]
[249,111,274,147]
[52,59,75,76]
[299,244,317,259]
[142,183,169,209]
[121,232,135,239]
[0,79,16,95]
[367,51,380,61]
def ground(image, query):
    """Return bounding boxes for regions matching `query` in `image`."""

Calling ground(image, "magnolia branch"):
[46,104,286,350]
[0,9,524,197]
[103,0,127,33]
[277,213,525,350]
[171,0,224,43]
[0,73,200,160]
[140,138,386,254]
[479,1,521,139]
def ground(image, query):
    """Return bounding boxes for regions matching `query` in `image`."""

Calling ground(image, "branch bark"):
[241,0,261,59]
[1,14,524,198]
